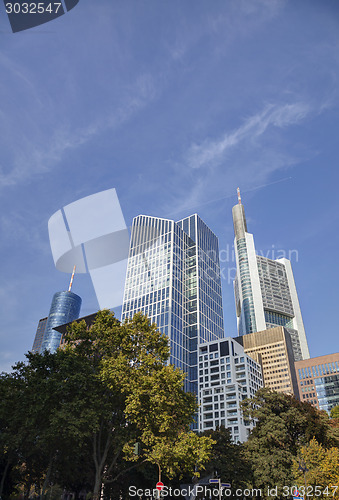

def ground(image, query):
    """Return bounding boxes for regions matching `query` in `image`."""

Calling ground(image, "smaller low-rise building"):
[236,326,299,396]
[198,337,263,442]
[295,353,339,413]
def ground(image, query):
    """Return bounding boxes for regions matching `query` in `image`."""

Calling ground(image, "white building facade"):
[198,337,263,442]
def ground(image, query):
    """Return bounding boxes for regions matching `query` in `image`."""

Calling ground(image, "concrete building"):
[121,214,225,394]
[198,337,263,441]
[232,189,309,362]
[237,326,299,396]
[295,353,339,413]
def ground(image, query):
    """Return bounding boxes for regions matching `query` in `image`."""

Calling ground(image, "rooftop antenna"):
[68,265,76,292]
[237,187,242,205]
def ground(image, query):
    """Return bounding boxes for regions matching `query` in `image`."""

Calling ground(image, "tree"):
[241,388,335,497]
[0,349,101,498]
[292,438,339,499]
[201,426,252,489]
[1,311,213,498]
[330,405,339,420]
[63,310,214,497]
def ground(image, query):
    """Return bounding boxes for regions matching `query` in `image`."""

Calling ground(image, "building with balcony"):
[198,337,263,441]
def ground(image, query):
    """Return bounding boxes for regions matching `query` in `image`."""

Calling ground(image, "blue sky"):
[0,0,339,372]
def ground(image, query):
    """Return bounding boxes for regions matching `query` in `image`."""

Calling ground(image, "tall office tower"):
[233,189,309,361]
[122,214,225,393]
[198,337,263,441]
[31,317,48,353]
[295,353,339,413]
[40,269,82,353]
[237,326,299,396]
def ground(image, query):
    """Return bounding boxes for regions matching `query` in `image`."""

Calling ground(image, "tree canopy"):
[0,310,213,499]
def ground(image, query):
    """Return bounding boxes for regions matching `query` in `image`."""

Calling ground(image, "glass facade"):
[314,375,339,412]
[296,357,339,413]
[122,214,224,394]
[31,317,48,353]
[236,238,257,335]
[41,291,82,353]
[264,311,294,328]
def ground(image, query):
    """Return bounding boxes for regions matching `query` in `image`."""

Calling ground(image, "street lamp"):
[298,459,309,500]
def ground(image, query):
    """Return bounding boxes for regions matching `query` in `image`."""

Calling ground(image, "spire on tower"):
[237,187,242,205]
[68,265,76,292]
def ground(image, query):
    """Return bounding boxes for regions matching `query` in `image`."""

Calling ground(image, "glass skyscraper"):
[40,291,82,353]
[122,214,224,393]
[233,191,310,361]
[31,316,48,353]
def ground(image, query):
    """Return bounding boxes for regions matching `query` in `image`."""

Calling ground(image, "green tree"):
[330,405,339,419]
[241,388,334,498]
[292,438,339,499]
[0,311,213,498]
[0,349,101,498]
[201,426,252,489]
[64,310,213,497]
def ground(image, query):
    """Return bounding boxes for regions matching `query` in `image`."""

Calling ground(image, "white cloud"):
[0,71,159,189]
[186,102,311,170]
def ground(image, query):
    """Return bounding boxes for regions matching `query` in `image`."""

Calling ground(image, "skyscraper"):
[233,189,309,361]
[31,317,48,353]
[40,290,82,353]
[122,214,224,393]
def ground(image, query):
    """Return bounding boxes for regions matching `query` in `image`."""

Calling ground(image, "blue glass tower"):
[122,214,224,394]
[41,291,82,352]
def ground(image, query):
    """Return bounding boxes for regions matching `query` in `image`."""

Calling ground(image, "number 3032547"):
[5,3,62,14]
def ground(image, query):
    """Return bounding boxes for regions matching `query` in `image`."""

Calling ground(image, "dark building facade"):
[31,317,48,353]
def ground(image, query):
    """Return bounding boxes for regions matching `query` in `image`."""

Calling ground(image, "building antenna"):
[237,187,242,205]
[68,265,76,292]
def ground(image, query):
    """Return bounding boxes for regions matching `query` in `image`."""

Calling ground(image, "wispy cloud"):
[0,72,159,189]
[186,102,311,170]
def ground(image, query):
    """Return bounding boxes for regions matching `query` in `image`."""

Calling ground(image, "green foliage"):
[0,310,213,498]
[201,426,252,489]
[330,405,339,420]
[292,438,339,498]
[241,388,336,497]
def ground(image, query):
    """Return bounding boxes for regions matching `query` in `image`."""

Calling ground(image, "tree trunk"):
[92,468,103,500]
[0,458,10,497]
[41,456,54,496]
[23,479,32,500]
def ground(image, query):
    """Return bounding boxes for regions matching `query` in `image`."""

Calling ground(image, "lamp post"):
[298,459,309,500]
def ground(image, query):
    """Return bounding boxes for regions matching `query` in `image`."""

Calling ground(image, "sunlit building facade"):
[295,353,339,413]
[122,214,224,394]
[237,326,299,396]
